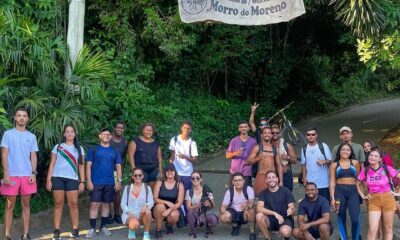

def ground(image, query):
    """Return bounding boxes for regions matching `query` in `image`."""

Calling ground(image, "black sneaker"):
[107,215,114,224]
[52,229,61,240]
[249,232,256,240]
[166,224,174,235]
[70,229,80,239]
[155,230,163,240]
[114,214,122,224]
[189,232,197,238]
[20,234,30,240]
[231,224,241,236]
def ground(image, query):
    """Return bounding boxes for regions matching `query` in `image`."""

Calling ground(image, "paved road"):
[2,98,400,239]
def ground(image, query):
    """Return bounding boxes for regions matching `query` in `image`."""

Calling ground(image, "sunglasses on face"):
[271,132,280,135]
[133,174,143,178]
[191,176,201,181]
[306,133,316,136]
[259,123,268,127]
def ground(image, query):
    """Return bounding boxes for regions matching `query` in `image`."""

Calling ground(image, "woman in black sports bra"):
[152,164,184,240]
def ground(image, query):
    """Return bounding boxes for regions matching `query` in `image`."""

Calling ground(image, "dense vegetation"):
[0,0,399,218]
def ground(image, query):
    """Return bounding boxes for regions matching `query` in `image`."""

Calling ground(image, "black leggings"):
[335,184,361,240]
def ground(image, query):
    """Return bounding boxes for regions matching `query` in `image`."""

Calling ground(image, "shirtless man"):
[246,127,283,196]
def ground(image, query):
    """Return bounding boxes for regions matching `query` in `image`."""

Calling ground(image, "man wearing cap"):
[249,103,270,144]
[332,126,365,162]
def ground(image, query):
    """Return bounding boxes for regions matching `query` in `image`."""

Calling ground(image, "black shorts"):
[90,184,115,203]
[268,216,294,231]
[141,167,158,183]
[308,223,333,238]
[51,177,79,191]
[227,208,247,225]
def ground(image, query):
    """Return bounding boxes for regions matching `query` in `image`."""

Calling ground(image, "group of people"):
[1,105,399,240]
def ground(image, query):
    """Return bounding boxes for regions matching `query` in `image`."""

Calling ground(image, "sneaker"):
[143,233,151,240]
[231,224,241,236]
[101,227,112,236]
[70,229,79,239]
[155,230,163,240]
[114,214,122,224]
[86,229,96,239]
[20,233,30,240]
[52,229,61,240]
[128,229,136,240]
[249,232,256,240]
[166,224,174,235]
[205,226,213,238]
[189,232,197,238]
[107,215,114,224]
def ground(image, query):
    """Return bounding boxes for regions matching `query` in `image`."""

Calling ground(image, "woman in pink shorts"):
[357,147,400,240]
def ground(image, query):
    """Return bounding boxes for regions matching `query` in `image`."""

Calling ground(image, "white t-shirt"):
[169,135,198,176]
[51,143,85,180]
[0,128,38,176]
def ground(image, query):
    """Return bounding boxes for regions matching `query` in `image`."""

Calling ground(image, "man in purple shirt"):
[226,121,257,187]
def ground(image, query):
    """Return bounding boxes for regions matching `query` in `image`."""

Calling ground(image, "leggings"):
[335,184,361,240]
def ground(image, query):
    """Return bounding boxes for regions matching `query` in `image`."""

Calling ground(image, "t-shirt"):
[0,128,39,176]
[169,135,198,176]
[51,143,85,180]
[298,196,331,223]
[357,165,399,193]
[110,137,127,162]
[226,136,256,176]
[258,187,295,219]
[301,143,332,188]
[185,189,214,205]
[86,144,122,185]
[332,142,365,162]
[222,186,255,212]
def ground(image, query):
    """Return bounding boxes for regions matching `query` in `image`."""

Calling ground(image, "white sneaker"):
[128,229,136,239]
[86,229,96,239]
[143,233,151,240]
[101,227,112,236]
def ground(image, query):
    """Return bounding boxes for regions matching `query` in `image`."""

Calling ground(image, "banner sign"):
[179,0,306,25]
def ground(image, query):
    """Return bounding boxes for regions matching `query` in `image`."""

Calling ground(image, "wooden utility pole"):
[65,0,85,79]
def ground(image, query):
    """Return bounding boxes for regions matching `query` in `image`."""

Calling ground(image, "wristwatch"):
[117,179,122,183]
[32,170,38,175]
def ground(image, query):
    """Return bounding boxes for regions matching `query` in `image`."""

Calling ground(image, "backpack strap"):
[243,185,249,201]
[382,164,395,191]
[283,141,289,154]
[126,184,131,206]
[258,142,263,155]
[229,187,234,208]
[144,183,149,203]
[189,188,194,199]
[318,142,327,160]
[302,144,307,163]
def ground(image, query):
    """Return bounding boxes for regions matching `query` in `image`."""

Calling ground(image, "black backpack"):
[228,185,250,208]
[251,143,277,178]
[299,142,327,185]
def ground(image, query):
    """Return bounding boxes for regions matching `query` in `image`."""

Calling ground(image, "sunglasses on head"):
[133,174,143,178]
[191,176,201,181]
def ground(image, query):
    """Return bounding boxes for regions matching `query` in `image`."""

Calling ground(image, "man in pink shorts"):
[1,108,39,240]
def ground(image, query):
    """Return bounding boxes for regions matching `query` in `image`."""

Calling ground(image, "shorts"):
[0,176,37,196]
[90,184,115,203]
[266,216,294,231]
[308,223,333,238]
[227,208,247,225]
[368,192,396,212]
[283,169,293,192]
[141,168,158,183]
[51,177,79,191]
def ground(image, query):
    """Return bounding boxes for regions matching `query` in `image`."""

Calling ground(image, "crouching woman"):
[121,168,154,240]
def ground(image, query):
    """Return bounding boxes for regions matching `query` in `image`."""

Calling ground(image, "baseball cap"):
[339,126,352,133]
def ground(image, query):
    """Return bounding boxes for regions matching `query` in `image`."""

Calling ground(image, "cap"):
[339,126,352,133]
[164,163,176,171]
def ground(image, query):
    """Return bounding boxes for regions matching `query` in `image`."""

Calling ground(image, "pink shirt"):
[222,186,254,212]
[358,165,399,193]
[226,136,256,176]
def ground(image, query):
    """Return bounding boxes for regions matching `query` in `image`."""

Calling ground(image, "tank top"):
[336,160,357,179]
[133,137,160,169]
[110,137,127,160]
[159,181,179,204]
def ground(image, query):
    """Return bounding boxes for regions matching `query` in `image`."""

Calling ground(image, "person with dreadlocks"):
[46,124,86,240]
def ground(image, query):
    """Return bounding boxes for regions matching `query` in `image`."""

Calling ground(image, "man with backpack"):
[219,172,256,240]
[246,127,283,197]
[301,127,332,201]
[86,128,122,238]
[271,125,297,191]
[226,121,256,187]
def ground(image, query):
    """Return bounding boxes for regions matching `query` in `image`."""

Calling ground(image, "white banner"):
[179,0,306,25]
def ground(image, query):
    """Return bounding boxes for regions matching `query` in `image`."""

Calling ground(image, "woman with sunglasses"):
[329,143,361,240]
[46,124,85,240]
[128,123,163,190]
[153,164,184,240]
[357,147,400,240]
[121,168,154,240]
[186,171,218,238]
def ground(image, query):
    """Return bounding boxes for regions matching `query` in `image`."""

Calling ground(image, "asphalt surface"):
[2,98,400,239]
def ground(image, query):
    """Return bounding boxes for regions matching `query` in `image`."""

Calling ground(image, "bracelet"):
[79,181,85,184]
